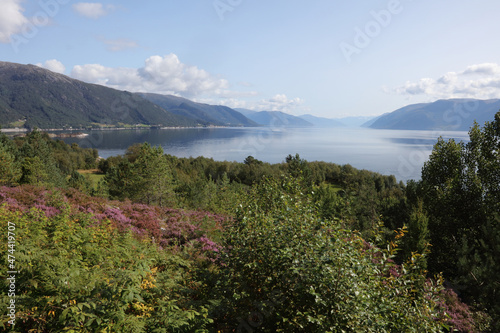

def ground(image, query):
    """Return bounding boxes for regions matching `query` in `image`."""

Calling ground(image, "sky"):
[1,0,500,118]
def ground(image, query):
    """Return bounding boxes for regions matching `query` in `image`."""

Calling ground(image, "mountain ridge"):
[368,98,500,130]
[0,61,199,129]
[138,93,257,127]
[298,114,345,127]
[235,108,312,127]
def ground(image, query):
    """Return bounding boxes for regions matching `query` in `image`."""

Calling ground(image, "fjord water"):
[60,127,469,182]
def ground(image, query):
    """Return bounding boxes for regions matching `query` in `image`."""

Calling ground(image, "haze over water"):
[60,127,470,182]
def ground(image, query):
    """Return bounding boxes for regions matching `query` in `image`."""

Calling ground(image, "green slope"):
[139,93,258,127]
[0,61,197,129]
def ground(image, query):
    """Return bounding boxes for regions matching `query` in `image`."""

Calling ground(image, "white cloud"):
[463,63,500,76]
[256,94,307,114]
[36,59,66,74]
[73,3,115,19]
[195,94,309,115]
[0,0,29,43]
[196,98,250,110]
[388,63,500,100]
[71,54,229,97]
[70,55,309,114]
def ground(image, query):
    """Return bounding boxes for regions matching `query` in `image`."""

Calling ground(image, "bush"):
[0,190,215,332]
[213,176,449,332]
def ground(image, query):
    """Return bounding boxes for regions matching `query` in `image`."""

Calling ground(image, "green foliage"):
[3,127,493,331]
[132,143,175,206]
[0,130,98,190]
[17,130,66,187]
[285,153,311,181]
[214,175,446,332]
[401,199,430,269]
[52,141,98,173]
[418,111,500,330]
[106,143,175,206]
[20,156,49,186]
[312,183,347,222]
[67,170,93,195]
[0,140,21,186]
[0,197,213,332]
[93,178,110,199]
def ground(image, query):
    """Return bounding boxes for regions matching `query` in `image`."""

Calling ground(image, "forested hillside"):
[0,62,199,129]
[0,112,499,331]
[139,93,258,127]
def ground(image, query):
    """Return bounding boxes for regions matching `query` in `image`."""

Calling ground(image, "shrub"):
[214,175,449,332]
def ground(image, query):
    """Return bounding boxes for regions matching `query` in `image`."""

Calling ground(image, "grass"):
[9,120,26,127]
[78,169,105,189]
[330,184,344,193]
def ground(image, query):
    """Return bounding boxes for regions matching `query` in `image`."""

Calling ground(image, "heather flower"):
[34,204,61,218]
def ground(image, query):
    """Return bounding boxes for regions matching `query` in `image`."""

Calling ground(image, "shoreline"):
[0,125,235,134]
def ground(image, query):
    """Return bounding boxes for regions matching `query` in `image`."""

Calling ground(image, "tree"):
[285,153,311,180]
[215,175,448,332]
[0,142,21,186]
[419,111,500,330]
[104,159,137,200]
[18,130,66,187]
[401,199,430,269]
[105,143,175,206]
[131,143,174,206]
[67,170,92,194]
[20,156,49,186]
[243,155,263,166]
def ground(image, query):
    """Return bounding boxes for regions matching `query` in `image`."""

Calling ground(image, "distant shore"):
[0,125,233,134]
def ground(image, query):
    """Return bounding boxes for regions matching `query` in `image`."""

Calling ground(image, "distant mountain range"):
[367,99,500,130]
[0,61,197,129]
[297,114,344,127]
[139,94,257,127]
[1,61,498,131]
[235,108,313,127]
[234,109,364,128]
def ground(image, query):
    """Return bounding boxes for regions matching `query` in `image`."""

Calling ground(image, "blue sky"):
[1,0,500,118]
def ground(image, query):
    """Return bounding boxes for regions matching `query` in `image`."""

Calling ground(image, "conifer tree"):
[132,143,174,206]
[0,142,21,186]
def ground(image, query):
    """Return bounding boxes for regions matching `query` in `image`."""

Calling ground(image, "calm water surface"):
[60,127,469,182]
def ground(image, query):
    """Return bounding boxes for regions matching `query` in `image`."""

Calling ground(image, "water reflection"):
[59,127,469,182]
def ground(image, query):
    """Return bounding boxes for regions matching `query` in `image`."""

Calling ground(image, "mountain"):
[298,114,344,127]
[361,115,384,128]
[369,99,500,130]
[234,108,312,127]
[234,108,258,117]
[337,116,377,127]
[139,94,258,127]
[0,61,198,129]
